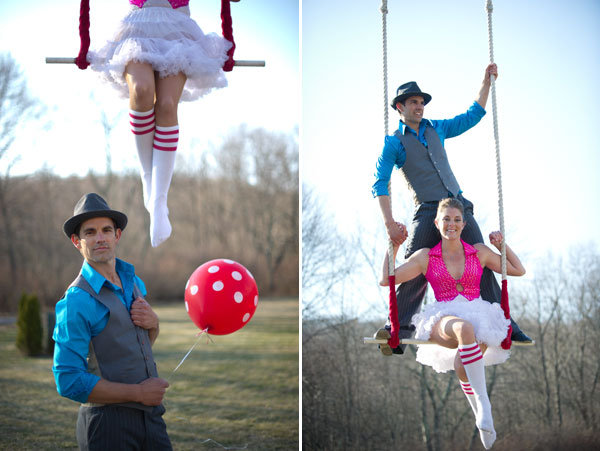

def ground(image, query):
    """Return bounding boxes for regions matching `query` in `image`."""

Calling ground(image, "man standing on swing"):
[372,63,532,355]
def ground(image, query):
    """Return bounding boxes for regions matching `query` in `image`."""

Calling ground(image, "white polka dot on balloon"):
[208,265,220,273]
[243,313,250,322]
[224,259,234,264]
[254,295,258,306]
[232,271,242,281]
[212,281,224,291]
[185,280,190,289]
[190,285,198,295]
[246,269,254,279]
[234,292,243,303]
[185,301,189,312]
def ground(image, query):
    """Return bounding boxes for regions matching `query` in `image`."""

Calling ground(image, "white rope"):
[486,0,507,280]
[381,0,389,137]
[380,0,395,278]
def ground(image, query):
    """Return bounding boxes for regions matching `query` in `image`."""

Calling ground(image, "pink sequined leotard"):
[425,240,483,302]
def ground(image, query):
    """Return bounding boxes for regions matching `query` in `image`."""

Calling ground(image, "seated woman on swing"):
[380,197,525,449]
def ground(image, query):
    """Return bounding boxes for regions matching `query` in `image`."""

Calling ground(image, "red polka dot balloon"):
[184,259,259,335]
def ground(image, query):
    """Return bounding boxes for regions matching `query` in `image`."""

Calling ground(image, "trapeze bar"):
[363,337,535,347]
[45,57,265,67]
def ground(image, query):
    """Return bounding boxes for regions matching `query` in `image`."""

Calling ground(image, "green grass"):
[0,298,299,450]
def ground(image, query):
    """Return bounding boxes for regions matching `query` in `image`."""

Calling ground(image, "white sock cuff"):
[130,109,155,134]
[459,343,483,365]
[154,125,179,151]
[155,124,179,132]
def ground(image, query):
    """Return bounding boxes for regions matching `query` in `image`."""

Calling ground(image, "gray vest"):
[395,126,461,204]
[69,274,158,412]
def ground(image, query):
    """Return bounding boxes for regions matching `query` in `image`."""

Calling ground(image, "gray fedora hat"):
[391,81,432,110]
[63,193,128,237]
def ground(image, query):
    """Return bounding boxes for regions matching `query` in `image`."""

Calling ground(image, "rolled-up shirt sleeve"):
[432,101,486,140]
[52,289,101,403]
[372,135,405,197]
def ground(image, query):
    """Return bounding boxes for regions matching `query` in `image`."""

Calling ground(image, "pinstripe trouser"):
[76,404,172,450]
[387,194,522,353]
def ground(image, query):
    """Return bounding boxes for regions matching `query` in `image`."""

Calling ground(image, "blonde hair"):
[436,198,464,218]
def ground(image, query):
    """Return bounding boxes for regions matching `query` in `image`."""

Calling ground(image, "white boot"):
[129,109,155,210]
[149,125,178,247]
[459,343,496,449]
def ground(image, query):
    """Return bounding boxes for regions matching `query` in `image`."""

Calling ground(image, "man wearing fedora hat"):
[53,193,172,449]
[372,63,532,355]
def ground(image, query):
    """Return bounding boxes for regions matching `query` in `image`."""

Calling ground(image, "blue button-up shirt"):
[372,101,486,197]
[52,258,147,403]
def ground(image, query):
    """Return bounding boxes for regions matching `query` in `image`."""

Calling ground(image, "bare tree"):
[302,184,356,321]
[0,53,44,308]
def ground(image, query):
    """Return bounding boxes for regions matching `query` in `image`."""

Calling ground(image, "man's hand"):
[386,221,408,246]
[476,63,498,109]
[485,63,498,82]
[131,298,158,330]
[138,377,169,406]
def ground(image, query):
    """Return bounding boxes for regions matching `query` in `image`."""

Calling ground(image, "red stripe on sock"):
[155,129,179,135]
[459,344,479,353]
[130,112,155,121]
[153,144,178,151]
[461,353,483,365]
[154,136,179,143]
[130,119,155,129]
[460,350,482,360]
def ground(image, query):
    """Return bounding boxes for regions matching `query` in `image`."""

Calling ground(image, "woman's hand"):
[489,231,503,250]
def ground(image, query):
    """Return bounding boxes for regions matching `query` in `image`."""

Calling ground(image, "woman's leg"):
[125,62,156,210]
[431,317,496,448]
[455,343,488,416]
[148,72,186,247]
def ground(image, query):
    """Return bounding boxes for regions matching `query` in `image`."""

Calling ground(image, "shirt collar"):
[398,118,433,136]
[80,258,135,294]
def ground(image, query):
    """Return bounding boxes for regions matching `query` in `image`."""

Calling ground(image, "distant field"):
[0,298,299,450]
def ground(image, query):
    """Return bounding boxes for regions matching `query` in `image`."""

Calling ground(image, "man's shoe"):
[374,328,392,356]
[511,330,533,344]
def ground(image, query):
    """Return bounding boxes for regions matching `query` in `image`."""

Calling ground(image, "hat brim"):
[63,210,128,237]
[391,92,432,110]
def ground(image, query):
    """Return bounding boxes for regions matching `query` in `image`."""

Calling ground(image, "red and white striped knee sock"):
[458,343,493,430]
[129,108,155,209]
[460,380,478,416]
[459,343,496,449]
[149,124,179,247]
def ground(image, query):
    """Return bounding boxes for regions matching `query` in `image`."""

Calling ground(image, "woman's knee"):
[154,96,179,123]
[451,320,475,341]
[129,78,155,105]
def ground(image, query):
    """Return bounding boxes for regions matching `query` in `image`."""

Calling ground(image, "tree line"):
[0,126,298,311]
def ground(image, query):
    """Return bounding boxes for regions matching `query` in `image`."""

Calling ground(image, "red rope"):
[388,275,400,348]
[220,0,236,71]
[75,0,91,70]
[500,279,512,349]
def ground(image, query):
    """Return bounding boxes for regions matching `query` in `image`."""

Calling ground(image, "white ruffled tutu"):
[411,295,511,373]
[88,1,232,102]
